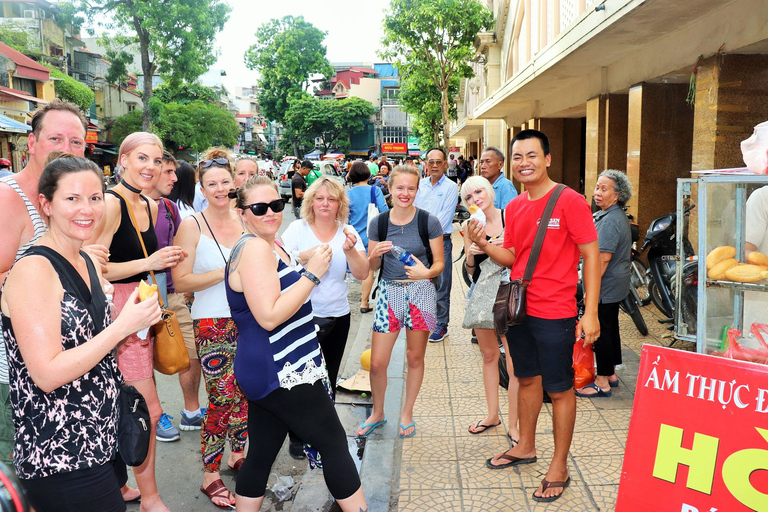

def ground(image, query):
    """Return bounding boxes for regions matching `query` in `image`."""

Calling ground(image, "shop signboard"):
[86,130,98,144]
[382,142,407,154]
[407,136,420,150]
[617,345,768,512]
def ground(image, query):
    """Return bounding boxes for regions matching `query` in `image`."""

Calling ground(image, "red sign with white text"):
[617,345,768,512]
[381,142,407,154]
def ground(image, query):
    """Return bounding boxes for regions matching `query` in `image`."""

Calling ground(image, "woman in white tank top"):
[171,149,246,509]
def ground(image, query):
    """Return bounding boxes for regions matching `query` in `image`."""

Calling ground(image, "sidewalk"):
[390,233,682,511]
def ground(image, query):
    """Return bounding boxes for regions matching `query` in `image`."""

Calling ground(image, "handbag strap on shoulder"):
[111,188,166,308]
[522,184,566,283]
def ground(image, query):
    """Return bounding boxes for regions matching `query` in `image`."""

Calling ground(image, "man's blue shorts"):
[506,315,577,393]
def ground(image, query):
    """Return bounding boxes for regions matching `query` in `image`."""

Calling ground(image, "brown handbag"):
[112,189,190,375]
[507,184,566,326]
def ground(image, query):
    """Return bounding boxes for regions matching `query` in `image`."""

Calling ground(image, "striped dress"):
[0,177,47,384]
[225,235,326,402]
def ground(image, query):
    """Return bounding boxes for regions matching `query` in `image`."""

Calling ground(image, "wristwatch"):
[299,268,321,286]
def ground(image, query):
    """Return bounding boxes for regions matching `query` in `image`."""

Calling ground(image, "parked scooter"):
[640,204,698,334]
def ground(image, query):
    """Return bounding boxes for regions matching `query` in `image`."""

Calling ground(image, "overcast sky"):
[213,0,392,92]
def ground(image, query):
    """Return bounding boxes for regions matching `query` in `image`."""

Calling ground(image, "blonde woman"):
[356,165,444,439]
[460,176,520,443]
[281,177,368,397]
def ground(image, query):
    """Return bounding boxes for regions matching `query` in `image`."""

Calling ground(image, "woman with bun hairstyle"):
[88,132,184,512]
[226,177,367,511]
[1,154,161,511]
[172,147,247,509]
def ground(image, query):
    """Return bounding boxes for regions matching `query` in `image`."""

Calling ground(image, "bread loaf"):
[724,264,765,283]
[747,251,768,267]
[707,258,739,280]
[706,246,736,269]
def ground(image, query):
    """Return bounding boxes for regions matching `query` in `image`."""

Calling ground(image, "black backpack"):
[376,207,433,266]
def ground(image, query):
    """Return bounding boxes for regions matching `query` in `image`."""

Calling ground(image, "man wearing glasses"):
[414,147,459,342]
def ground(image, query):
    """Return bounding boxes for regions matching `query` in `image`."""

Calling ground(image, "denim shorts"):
[506,316,577,393]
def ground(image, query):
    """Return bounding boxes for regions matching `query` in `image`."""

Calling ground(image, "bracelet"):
[299,268,321,286]
[465,261,476,268]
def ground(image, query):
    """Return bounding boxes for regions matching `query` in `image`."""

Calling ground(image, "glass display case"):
[676,174,768,353]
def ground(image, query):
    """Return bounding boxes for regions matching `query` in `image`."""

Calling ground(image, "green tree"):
[76,0,230,130]
[0,25,32,54]
[283,96,376,154]
[153,82,217,105]
[244,16,334,123]
[45,65,95,111]
[380,0,493,144]
[110,109,142,146]
[399,62,459,147]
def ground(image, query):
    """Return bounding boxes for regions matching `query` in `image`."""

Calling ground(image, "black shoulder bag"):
[506,184,566,326]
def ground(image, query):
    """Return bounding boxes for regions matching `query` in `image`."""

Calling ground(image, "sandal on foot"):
[357,418,387,438]
[200,479,235,509]
[485,450,537,469]
[468,420,500,435]
[227,458,244,472]
[609,376,619,388]
[532,476,571,502]
[399,422,416,438]
[506,433,519,446]
[574,382,612,398]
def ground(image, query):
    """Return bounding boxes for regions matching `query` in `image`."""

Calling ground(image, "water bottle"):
[391,245,416,266]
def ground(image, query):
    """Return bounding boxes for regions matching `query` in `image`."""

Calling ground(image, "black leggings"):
[595,301,623,376]
[315,313,351,397]
[23,462,125,512]
[236,381,360,499]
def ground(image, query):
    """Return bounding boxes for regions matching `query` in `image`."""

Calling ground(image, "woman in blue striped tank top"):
[224,177,368,511]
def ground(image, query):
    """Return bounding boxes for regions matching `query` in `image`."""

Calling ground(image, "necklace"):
[120,180,142,194]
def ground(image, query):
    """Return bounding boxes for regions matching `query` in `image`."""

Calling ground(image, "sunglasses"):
[199,157,230,169]
[243,199,285,216]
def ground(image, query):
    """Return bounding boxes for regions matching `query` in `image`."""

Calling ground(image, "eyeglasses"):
[427,160,444,165]
[243,199,285,216]
[199,157,230,169]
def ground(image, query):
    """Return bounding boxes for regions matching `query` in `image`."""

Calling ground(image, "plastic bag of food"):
[573,338,595,389]
[740,121,768,174]
[717,328,768,365]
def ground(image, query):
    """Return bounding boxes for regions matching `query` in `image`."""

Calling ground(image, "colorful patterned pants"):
[194,318,248,473]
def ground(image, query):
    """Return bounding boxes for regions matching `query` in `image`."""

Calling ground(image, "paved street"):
[137,229,682,511]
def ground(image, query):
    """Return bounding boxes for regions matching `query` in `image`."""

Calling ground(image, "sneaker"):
[429,326,448,343]
[156,413,180,442]
[179,407,206,431]
[289,440,306,460]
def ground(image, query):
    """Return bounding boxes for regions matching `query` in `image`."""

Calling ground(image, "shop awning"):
[0,43,50,82]
[348,148,371,156]
[0,86,47,105]
[0,113,30,133]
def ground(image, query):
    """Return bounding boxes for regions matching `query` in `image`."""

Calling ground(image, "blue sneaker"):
[156,413,180,442]
[179,407,206,431]
[429,325,448,343]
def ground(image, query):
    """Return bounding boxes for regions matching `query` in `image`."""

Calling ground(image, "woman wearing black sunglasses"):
[171,147,247,509]
[226,177,368,511]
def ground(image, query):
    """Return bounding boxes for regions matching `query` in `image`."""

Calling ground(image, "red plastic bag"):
[573,338,595,389]
[718,328,768,365]
[750,323,768,351]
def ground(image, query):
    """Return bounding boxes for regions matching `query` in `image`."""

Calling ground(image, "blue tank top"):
[225,235,326,401]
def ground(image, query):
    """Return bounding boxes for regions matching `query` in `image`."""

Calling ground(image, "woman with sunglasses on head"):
[281,177,369,397]
[88,132,184,512]
[357,165,444,439]
[226,177,368,512]
[1,154,161,511]
[171,148,247,509]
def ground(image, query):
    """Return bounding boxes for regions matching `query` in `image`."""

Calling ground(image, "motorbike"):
[640,204,698,335]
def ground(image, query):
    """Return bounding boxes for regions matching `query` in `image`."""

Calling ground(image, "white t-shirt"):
[280,220,364,317]
[744,186,768,329]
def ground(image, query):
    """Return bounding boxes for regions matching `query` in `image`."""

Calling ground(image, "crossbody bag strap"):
[111,188,166,308]
[522,184,566,283]
[199,211,228,265]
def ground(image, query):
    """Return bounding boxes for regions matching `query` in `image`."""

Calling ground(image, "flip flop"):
[506,433,519,446]
[399,422,416,438]
[357,418,387,438]
[574,382,612,398]
[532,476,571,502]
[485,450,537,469]
[609,377,619,388]
[200,479,235,509]
[468,420,500,434]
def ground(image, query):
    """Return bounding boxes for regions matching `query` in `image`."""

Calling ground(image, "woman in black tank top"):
[87,132,184,511]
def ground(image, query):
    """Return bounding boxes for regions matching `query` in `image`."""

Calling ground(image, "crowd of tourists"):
[0,99,634,509]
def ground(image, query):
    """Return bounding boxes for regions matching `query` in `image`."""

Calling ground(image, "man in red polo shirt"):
[468,129,601,503]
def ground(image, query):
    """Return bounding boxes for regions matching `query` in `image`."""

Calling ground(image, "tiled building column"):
[626,83,693,235]
[585,95,629,196]
[692,54,768,170]
[524,118,583,192]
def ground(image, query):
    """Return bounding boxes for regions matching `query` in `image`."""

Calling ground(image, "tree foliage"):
[45,65,95,112]
[111,110,142,146]
[0,25,33,54]
[76,0,230,130]
[400,63,459,148]
[244,16,334,123]
[380,0,493,145]
[283,96,376,154]
[153,82,218,105]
